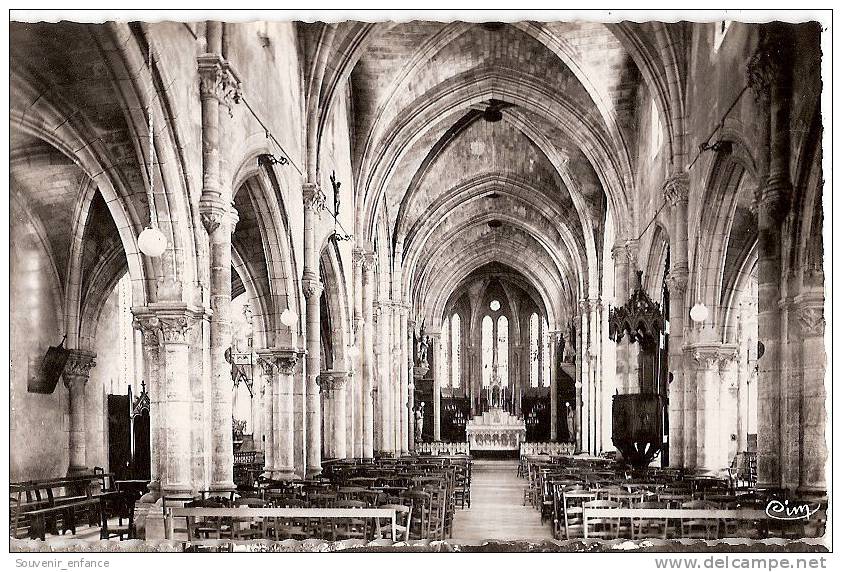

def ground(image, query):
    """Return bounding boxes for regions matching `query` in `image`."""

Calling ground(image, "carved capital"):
[352,248,365,269]
[361,251,377,274]
[578,298,590,314]
[132,312,161,347]
[256,348,301,376]
[63,350,97,387]
[796,304,825,337]
[302,276,324,301]
[610,243,628,263]
[746,26,793,102]
[624,239,639,264]
[197,54,242,115]
[256,356,275,377]
[693,348,720,371]
[717,346,739,374]
[150,305,203,345]
[158,315,193,344]
[665,271,689,295]
[317,371,348,394]
[302,182,326,213]
[663,172,690,206]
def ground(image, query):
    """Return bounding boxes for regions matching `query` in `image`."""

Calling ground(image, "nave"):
[9,14,827,552]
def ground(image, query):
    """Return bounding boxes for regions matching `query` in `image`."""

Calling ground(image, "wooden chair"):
[400,490,431,540]
[376,504,412,542]
[583,500,621,539]
[562,491,595,540]
[329,500,370,541]
[680,500,720,539]
[231,497,268,539]
[99,491,134,540]
[267,498,312,540]
[551,482,582,539]
[162,493,198,539]
[630,501,668,540]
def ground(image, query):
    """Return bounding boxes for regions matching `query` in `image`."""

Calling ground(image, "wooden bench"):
[164,506,398,542]
[582,507,774,539]
[10,474,111,540]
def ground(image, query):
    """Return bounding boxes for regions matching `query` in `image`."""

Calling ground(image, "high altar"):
[465,404,527,451]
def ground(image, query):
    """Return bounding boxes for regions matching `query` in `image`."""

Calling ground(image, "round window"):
[489,300,501,312]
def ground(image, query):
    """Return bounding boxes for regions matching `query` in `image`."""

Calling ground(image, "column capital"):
[611,243,629,262]
[663,172,690,206]
[624,239,639,264]
[301,275,324,301]
[148,302,205,345]
[317,370,349,394]
[197,53,242,114]
[692,343,737,373]
[794,294,825,337]
[665,271,689,294]
[746,25,793,101]
[63,350,97,388]
[256,347,303,375]
[361,250,377,273]
[302,182,327,213]
[132,308,161,347]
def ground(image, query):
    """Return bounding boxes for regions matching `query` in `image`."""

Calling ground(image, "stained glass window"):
[451,314,461,388]
[497,315,508,386]
[542,317,551,387]
[482,315,493,387]
[530,313,540,388]
[440,317,449,387]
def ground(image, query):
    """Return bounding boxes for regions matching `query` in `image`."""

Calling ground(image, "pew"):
[10,474,113,540]
[164,506,398,542]
[582,506,769,539]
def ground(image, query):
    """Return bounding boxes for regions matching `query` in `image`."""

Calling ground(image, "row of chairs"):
[170,495,412,542]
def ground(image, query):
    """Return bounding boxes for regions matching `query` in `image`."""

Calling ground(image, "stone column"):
[302,183,325,476]
[430,332,442,441]
[693,344,737,472]
[274,350,301,478]
[795,293,826,492]
[549,330,558,442]
[665,172,690,468]
[692,344,721,472]
[361,251,376,458]
[319,371,348,459]
[719,353,740,468]
[376,302,392,453]
[625,242,641,393]
[257,355,274,476]
[612,245,630,394]
[588,299,602,451]
[578,300,590,452]
[748,25,792,489]
[259,348,302,477]
[156,306,201,494]
[133,311,162,495]
[350,249,364,458]
[198,47,241,494]
[392,305,404,453]
[682,345,697,468]
[63,350,96,475]
[404,314,413,453]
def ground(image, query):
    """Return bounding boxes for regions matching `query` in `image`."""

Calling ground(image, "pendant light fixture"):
[138,40,167,258]
[690,254,709,323]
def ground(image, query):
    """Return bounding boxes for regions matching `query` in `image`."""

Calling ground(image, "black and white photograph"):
[4,5,834,563]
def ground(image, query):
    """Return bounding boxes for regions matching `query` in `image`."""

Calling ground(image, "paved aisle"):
[451,459,553,541]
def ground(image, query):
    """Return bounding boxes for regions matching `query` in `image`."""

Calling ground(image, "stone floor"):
[451,459,552,541]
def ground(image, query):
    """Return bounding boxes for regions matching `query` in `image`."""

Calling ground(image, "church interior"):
[8,17,828,550]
